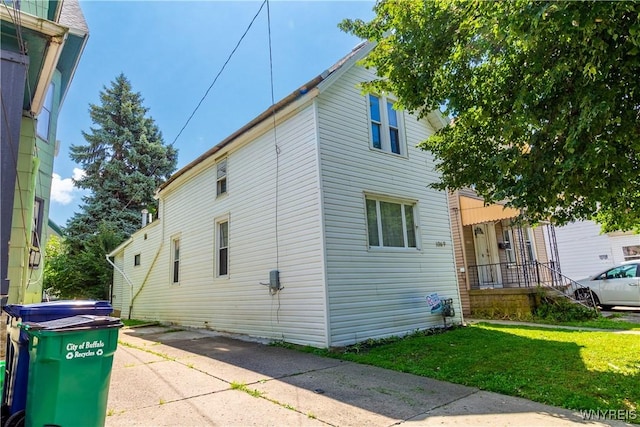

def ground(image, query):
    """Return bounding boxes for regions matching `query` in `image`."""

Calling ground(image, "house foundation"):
[469,288,543,319]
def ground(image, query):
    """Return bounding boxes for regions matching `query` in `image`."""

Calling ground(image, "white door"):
[473,223,502,286]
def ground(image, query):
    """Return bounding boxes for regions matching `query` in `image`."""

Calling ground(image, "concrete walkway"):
[105,325,631,426]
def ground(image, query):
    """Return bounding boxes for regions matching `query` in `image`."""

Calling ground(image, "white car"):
[577,262,640,309]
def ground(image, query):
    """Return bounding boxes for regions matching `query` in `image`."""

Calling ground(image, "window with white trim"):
[216,159,227,196]
[37,83,54,141]
[623,245,640,261]
[216,219,229,276]
[368,94,403,155]
[171,237,180,283]
[525,227,536,261]
[502,228,516,264]
[366,196,417,248]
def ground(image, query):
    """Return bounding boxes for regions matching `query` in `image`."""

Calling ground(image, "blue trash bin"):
[2,300,112,418]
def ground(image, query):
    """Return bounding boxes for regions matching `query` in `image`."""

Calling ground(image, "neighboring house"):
[47,218,64,240]
[448,190,556,315]
[1,0,89,304]
[552,220,640,280]
[109,42,463,348]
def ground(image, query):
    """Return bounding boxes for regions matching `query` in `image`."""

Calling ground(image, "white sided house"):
[552,220,640,280]
[109,43,462,348]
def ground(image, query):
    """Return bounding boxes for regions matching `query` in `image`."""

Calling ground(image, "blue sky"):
[50,0,375,226]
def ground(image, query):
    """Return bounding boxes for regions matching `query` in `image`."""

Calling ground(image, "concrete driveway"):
[105,325,630,426]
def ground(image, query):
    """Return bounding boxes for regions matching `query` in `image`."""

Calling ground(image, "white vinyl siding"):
[115,104,328,347]
[553,220,640,280]
[317,64,461,347]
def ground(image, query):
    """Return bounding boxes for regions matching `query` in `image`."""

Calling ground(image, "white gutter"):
[31,33,67,115]
[0,7,71,115]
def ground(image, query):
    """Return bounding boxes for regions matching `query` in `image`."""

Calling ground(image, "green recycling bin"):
[21,315,123,427]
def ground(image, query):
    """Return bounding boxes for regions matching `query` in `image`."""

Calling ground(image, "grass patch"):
[531,316,640,331]
[121,318,157,327]
[312,324,639,421]
[118,340,175,361]
[230,382,264,398]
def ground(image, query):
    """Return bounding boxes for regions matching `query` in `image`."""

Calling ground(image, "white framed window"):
[525,227,537,261]
[216,159,227,197]
[171,236,180,284]
[216,218,229,277]
[29,198,44,268]
[37,83,54,141]
[368,94,403,155]
[502,228,516,264]
[365,195,417,249]
[623,245,640,261]
[134,254,141,266]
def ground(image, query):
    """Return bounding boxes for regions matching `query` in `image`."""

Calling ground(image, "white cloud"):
[51,168,85,205]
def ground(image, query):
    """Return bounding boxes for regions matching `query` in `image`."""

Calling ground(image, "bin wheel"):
[4,410,25,427]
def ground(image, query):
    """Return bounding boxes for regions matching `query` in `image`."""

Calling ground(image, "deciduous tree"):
[341,0,640,231]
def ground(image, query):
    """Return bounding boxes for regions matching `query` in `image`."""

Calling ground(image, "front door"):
[473,223,501,287]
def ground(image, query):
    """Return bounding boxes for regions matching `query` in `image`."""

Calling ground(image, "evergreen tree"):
[67,74,178,248]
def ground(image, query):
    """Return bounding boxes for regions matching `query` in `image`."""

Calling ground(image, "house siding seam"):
[317,65,462,346]
[123,104,327,347]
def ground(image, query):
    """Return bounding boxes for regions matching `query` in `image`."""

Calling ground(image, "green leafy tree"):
[44,225,121,300]
[67,73,178,249]
[43,235,67,299]
[341,0,640,231]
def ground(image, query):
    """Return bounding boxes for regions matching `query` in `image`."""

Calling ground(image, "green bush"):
[535,297,600,323]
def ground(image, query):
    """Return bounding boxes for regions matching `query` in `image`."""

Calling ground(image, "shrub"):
[535,296,600,323]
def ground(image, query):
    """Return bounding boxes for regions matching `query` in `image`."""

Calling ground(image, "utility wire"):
[266,0,279,273]
[170,0,268,146]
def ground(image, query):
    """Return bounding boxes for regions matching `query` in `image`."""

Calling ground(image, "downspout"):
[105,254,134,319]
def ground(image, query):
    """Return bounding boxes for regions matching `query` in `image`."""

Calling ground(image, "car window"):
[601,265,638,279]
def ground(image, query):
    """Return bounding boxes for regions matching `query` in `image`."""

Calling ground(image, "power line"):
[170,0,268,146]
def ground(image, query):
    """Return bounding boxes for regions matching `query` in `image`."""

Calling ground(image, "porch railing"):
[468,261,562,289]
[468,261,598,308]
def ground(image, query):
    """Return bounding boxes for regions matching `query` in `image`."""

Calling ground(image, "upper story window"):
[366,196,417,249]
[134,254,141,266]
[216,159,227,197]
[37,83,54,141]
[368,94,403,155]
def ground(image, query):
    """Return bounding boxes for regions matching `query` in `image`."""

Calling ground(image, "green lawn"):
[310,324,639,421]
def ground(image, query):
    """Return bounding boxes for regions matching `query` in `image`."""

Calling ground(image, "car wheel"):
[575,289,599,307]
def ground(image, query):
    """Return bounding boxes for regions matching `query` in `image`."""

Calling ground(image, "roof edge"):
[158,41,372,193]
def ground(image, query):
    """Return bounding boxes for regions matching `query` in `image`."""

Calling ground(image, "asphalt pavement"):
[105,324,633,427]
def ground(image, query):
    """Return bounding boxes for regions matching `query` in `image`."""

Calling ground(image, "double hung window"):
[216,159,227,196]
[217,220,229,277]
[366,196,417,249]
[369,94,402,155]
[171,237,180,283]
